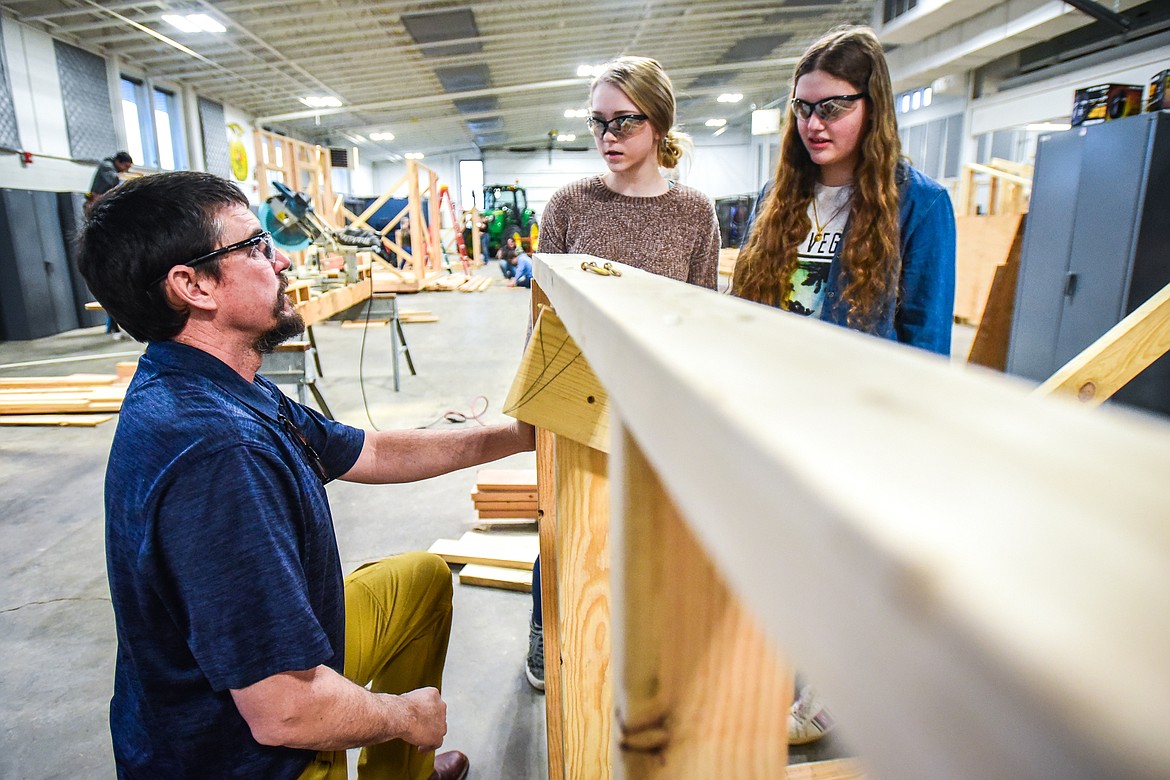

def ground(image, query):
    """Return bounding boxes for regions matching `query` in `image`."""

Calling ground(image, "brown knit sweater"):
[538,176,720,289]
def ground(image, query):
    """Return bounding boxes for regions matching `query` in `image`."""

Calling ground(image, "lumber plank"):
[476,509,539,519]
[115,361,138,382]
[475,469,537,491]
[534,252,1170,779]
[471,488,538,503]
[555,434,611,780]
[1036,279,1170,405]
[0,414,114,426]
[458,563,532,593]
[785,759,867,780]
[968,217,1024,370]
[954,214,1022,325]
[470,502,538,514]
[0,373,118,388]
[532,284,566,780]
[427,531,538,570]
[613,422,790,778]
[503,307,610,453]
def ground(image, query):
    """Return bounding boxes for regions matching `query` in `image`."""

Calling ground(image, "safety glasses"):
[586,113,650,138]
[276,397,329,483]
[789,93,868,122]
[149,231,274,288]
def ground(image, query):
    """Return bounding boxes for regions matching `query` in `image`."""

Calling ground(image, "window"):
[459,159,484,211]
[883,0,918,24]
[121,76,187,170]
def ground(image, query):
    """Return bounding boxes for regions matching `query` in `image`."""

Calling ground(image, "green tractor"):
[475,184,539,257]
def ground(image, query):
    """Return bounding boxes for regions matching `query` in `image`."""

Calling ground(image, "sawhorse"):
[365,292,416,391]
[260,340,334,419]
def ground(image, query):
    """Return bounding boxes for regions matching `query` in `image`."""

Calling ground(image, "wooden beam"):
[1035,279,1170,405]
[611,421,791,778]
[554,434,612,780]
[533,282,567,780]
[533,252,1170,779]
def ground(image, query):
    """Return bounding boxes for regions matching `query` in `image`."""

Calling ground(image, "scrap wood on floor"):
[471,468,539,522]
[428,530,538,593]
[0,368,133,423]
[429,530,537,569]
[457,563,532,593]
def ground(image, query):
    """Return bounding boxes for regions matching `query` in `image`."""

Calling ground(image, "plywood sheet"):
[427,531,538,570]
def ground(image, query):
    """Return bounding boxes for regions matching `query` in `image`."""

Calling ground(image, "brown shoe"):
[428,750,469,780]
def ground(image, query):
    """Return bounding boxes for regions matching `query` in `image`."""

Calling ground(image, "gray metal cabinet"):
[1007,111,1170,416]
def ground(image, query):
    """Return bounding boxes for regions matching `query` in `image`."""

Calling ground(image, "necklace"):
[810,187,853,243]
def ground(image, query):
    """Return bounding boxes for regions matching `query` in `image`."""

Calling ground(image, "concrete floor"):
[0,271,546,779]
[0,269,980,778]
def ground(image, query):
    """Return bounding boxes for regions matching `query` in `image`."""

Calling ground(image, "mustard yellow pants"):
[298,552,454,780]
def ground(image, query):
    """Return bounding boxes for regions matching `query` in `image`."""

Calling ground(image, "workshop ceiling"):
[5,0,879,158]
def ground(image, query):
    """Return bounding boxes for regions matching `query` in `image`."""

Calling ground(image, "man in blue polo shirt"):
[79,171,533,780]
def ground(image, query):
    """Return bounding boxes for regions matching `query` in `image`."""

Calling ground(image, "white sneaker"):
[788,683,835,745]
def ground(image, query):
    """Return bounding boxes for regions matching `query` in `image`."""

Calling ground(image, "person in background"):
[504,250,533,289]
[732,25,956,744]
[86,151,135,338]
[79,170,534,780]
[395,215,412,270]
[524,55,721,692]
[86,151,133,216]
[496,236,519,279]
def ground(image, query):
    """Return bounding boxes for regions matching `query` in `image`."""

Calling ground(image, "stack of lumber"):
[457,276,493,293]
[0,367,134,425]
[472,468,538,521]
[419,273,494,293]
[427,530,538,592]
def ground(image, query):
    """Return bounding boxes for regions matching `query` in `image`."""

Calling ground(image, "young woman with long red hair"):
[733,26,955,356]
[733,26,956,745]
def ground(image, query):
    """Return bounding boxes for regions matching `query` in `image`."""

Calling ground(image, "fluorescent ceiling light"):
[188,14,226,32]
[369,131,395,141]
[705,118,727,127]
[161,14,200,33]
[161,13,225,33]
[300,96,343,108]
[404,152,425,159]
[564,108,588,118]
[713,126,728,137]
[558,134,576,142]
[717,93,743,103]
[577,64,604,78]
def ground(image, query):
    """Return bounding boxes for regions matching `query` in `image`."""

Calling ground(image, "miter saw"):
[259,181,392,266]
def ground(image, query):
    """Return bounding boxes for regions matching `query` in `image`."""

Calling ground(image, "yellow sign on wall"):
[228,123,249,181]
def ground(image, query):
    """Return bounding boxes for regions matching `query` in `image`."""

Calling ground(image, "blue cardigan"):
[743,162,956,355]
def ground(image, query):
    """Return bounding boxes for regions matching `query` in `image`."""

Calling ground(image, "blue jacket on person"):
[742,161,956,356]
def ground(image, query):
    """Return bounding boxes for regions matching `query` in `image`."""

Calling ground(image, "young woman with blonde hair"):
[733,26,955,355]
[538,56,720,286]
[732,26,956,745]
[525,56,721,692]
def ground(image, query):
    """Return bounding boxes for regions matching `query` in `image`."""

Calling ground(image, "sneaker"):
[525,617,545,691]
[788,683,835,745]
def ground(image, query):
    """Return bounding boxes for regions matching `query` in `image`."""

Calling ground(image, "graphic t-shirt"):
[789,183,853,317]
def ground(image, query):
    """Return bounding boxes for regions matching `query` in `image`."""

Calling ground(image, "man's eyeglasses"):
[149,231,275,288]
[586,114,649,138]
[789,93,868,122]
[277,405,329,483]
